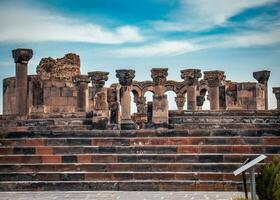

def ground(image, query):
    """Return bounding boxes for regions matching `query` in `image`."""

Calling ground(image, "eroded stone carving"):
[204,70,225,87]
[151,68,168,85]
[116,69,135,86]
[36,53,80,81]
[253,70,270,84]
[12,49,33,64]
[175,94,185,111]
[181,69,202,86]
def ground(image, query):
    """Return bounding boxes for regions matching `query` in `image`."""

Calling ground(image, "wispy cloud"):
[153,0,277,32]
[111,40,201,57]
[0,4,144,44]
[110,27,280,57]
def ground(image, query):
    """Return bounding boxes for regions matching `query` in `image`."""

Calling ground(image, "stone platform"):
[0,111,279,191]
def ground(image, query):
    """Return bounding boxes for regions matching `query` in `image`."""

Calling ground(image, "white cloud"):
[111,40,201,57]
[110,27,280,57]
[153,0,276,32]
[0,4,144,44]
[200,28,280,48]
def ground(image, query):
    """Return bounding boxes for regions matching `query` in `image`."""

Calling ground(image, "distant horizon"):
[1,0,280,112]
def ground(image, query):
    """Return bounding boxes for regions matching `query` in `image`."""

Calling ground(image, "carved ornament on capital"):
[151,68,168,85]
[180,69,202,86]
[253,70,270,84]
[88,71,109,90]
[204,70,225,87]
[116,69,135,86]
[74,75,90,84]
[12,48,33,64]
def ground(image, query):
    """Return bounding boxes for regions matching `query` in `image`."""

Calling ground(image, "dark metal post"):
[242,172,248,199]
[250,166,256,200]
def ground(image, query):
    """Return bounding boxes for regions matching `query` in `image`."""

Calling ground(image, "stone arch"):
[142,86,155,95]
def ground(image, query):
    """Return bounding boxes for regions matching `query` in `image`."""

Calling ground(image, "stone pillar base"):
[121,119,138,130]
[152,95,168,126]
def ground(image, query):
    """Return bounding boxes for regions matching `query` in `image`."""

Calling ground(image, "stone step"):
[0,180,244,191]
[0,172,244,182]
[0,163,255,173]
[1,125,93,133]
[168,110,280,117]
[1,136,279,146]
[0,145,279,155]
[171,123,280,129]
[0,154,270,164]
[2,118,93,127]
[1,129,279,138]
[169,116,280,124]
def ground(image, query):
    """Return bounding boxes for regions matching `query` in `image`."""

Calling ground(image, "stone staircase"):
[0,111,279,191]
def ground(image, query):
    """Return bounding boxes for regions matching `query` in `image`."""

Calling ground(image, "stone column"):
[273,87,280,110]
[204,70,225,110]
[88,71,109,129]
[116,69,137,129]
[181,69,202,110]
[75,75,90,112]
[12,48,33,115]
[175,94,185,111]
[253,70,270,110]
[151,68,169,126]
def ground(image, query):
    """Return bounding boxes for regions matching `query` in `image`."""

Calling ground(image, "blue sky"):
[0,0,280,112]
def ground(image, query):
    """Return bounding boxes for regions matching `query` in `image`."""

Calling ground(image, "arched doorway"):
[164,91,177,110]
[200,89,210,110]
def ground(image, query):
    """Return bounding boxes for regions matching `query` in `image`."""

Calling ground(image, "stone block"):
[52,96,67,106]
[43,88,51,98]
[43,81,52,88]
[61,87,73,97]
[78,155,92,163]
[13,147,35,154]
[62,155,77,163]
[50,87,61,96]
[51,81,66,88]
[41,156,61,163]
[36,147,53,154]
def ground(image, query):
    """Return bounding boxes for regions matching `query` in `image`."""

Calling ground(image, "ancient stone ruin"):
[0,48,279,191]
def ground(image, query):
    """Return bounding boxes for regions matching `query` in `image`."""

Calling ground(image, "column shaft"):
[208,86,219,110]
[187,86,196,110]
[77,82,89,112]
[16,63,28,115]
[121,86,132,121]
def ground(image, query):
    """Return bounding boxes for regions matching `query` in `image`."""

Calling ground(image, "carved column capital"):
[74,75,90,84]
[116,69,135,86]
[88,71,109,89]
[273,87,280,100]
[151,68,168,85]
[204,70,225,87]
[253,70,270,84]
[180,69,202,86]
[12,48,33,64]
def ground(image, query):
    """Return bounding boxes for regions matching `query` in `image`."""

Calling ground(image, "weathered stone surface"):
[253,70,270,84]
[116,69,135,86]
[151,68,168,85]
[180,69,202,86]
[37,53,80,81]
[12,49,33,64]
